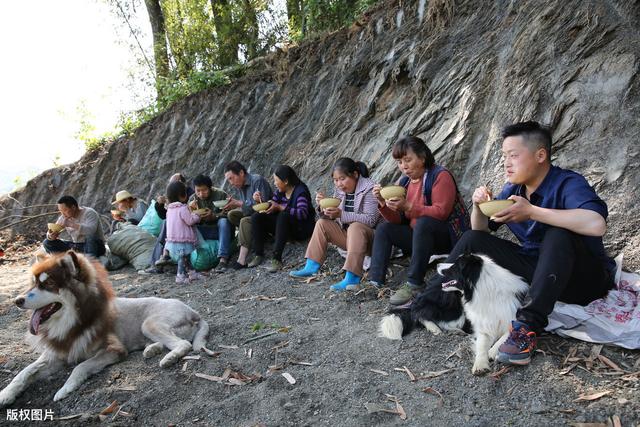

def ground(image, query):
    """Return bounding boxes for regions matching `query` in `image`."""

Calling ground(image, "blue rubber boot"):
[289,259,321,278]
[330,271,361,292]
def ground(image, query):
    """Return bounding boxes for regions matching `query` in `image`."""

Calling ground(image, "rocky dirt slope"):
[1,0,639,269]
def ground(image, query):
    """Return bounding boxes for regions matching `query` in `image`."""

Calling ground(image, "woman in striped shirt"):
[290,158,381,291]
[249,165,315,272]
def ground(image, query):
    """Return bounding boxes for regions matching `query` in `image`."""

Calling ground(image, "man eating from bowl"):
[189,174,233,272]
[424,121,615,366]
[223,160,273,270]
[44,195,106,258]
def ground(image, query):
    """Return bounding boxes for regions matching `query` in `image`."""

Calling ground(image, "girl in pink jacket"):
[165,181,202,283]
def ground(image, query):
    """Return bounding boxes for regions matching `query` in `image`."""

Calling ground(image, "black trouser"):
[43,237,106,258]
[425,228,614,332]
[369,217,452,287]
[251,211,312,261]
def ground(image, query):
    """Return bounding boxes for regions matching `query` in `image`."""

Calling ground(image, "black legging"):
[369,216,452,287]
[251,211,312,261]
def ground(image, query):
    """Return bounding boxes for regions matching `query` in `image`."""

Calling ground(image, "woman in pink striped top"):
[290,158,381,291]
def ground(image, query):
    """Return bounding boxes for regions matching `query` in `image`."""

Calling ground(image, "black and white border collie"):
[379,253,528,375]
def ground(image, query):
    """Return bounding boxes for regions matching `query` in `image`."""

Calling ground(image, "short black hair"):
[57,195,78,208]
[502,121,552,158]
[392,136,435,169]
[166,181,187,203]
[224,160,247,175]
[193,174,213,188]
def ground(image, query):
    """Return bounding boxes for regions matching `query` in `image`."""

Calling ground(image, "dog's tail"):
[378,308,414,340]
[192,319,209,351]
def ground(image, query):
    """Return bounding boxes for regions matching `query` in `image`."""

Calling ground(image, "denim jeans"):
[197,218,233,258]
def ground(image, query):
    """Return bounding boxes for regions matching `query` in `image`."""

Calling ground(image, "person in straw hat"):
[111,190,149,225]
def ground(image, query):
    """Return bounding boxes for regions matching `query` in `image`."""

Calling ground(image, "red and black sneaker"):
[497,320,537,365]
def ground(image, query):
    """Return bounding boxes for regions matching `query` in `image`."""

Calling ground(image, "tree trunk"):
[144,0,170,96]
[286,0,305,38]
[210,0,238,67]
[242,0,260,60]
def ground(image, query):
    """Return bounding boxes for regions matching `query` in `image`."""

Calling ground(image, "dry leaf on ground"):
[559,364,577,376]
[422,387,444,406]
[201,347,222,357]
[611,415,622,427]
[99,401,119,415]
[597,355,622,371]
[219,344,239,349]
[416,368,456,379]
[370,369,389,376]
[489,366,511,380]
[289,361,313,366]
[394,366,416,381]
[574,390,612,402]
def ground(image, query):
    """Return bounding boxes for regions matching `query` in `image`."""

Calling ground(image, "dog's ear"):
[437,263,453,276]
[60,251,81,277]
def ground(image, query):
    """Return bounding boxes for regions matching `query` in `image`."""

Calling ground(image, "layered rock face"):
[3,0,639,268]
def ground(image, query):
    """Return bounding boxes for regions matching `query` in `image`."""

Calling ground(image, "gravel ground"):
[0,243,638,426]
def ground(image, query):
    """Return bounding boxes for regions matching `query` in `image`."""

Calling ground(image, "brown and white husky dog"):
[0,250,208,405]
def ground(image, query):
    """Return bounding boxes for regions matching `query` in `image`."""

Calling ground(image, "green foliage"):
[289,0,379,38]
[96,0,378,148]
[251,321,266,332]
[156,69,232,110]
[73,101,105,152]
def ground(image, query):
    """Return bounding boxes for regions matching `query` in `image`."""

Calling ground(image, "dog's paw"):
[471,360,490,376]
[422,321,442,335]
[158,354,180,368]
[0,390,16,407]
[143,342,164,359]
[53,387,71,402]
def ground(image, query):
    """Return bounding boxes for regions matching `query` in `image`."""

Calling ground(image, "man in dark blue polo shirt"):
[425,121,615,367]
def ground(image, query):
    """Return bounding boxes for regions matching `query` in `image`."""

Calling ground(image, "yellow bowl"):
[111,209,124,216]
[213,200,228,209]
[47,223,65,233]
[380,185,406,200]
[478,199,515,217]
[193,208,210,216]
[319,198,341,209]
[252,202,271,212]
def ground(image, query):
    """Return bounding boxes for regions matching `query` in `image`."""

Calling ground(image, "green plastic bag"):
[107,224,156,270]
[138,200,164,237]
[190,239,220,271]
